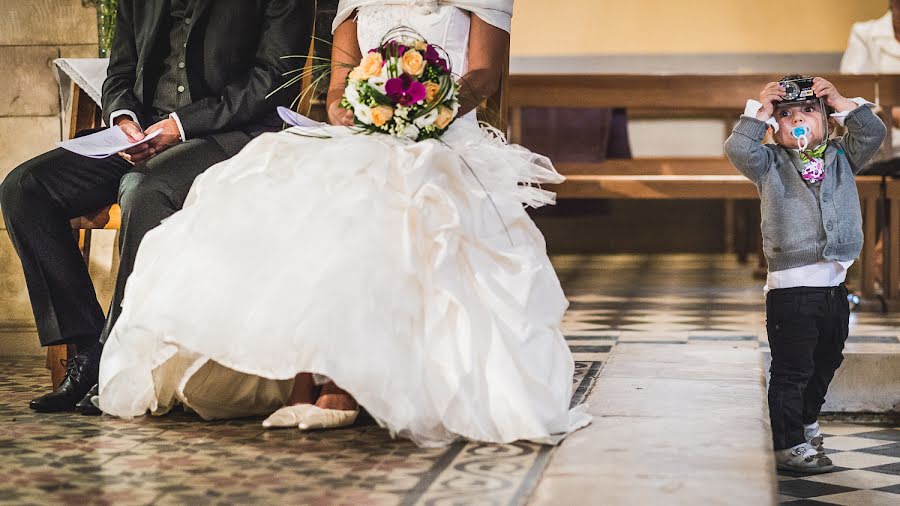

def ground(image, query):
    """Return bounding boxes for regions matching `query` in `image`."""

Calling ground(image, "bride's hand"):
[328,101,355,126]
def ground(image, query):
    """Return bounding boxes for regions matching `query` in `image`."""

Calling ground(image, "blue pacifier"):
[789,124,811,150]
[789,125,811,139]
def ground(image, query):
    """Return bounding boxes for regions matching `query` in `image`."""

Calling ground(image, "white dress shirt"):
[841,10,900,157]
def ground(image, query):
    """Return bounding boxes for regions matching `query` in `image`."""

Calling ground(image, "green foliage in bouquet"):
[83,0,118,57]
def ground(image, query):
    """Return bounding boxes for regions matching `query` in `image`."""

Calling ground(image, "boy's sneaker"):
[776,443,835,474]
[805,421,824,452]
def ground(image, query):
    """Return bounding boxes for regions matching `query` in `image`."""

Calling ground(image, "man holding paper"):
[0,0,314,415]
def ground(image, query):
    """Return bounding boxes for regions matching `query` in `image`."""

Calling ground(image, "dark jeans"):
[0,132,228,348]
[766,283,850,450]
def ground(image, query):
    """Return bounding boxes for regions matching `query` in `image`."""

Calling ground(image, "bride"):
[98,0,590,447]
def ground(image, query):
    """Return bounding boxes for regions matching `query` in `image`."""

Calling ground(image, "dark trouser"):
[0,134,228,348]
[766,283,850,450]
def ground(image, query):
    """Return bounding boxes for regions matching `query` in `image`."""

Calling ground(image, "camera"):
[780,77,816,103]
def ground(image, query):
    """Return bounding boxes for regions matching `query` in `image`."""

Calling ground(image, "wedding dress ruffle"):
[99,120,589,446]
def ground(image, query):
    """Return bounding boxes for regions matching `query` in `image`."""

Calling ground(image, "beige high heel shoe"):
[296,405,359,430]
[262,404,358,430]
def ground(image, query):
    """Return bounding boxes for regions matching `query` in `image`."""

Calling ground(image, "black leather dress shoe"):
[75,384,102,416]
[29,346,100,413]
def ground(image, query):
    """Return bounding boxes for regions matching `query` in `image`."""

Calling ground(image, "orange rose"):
[435,106,455,129]
[359,52,384,79]
[348,65,366,82]
[371,105,395,127]
[401,50,425,77]
[424,81,442,103]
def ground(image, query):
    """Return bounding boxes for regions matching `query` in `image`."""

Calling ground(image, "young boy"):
[724,75,886,473]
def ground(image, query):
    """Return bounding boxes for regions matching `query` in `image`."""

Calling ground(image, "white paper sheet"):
[278,106,327,128]
[57,126,163,159]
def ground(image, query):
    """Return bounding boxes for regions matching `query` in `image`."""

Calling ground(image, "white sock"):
[804,421,821,440]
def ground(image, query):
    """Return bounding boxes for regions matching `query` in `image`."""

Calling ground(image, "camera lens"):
[783,81,800,101]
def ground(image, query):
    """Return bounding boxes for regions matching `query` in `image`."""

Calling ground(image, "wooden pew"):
[507,74,900,301]
[508,74,896,157]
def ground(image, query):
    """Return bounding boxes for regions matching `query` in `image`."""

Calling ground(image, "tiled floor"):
[1,254,897,505]
[777,423,900,505]
[557,254,900,355]
[0,358,601,504]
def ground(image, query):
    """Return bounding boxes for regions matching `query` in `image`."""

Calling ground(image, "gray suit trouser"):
[0,133,228,347]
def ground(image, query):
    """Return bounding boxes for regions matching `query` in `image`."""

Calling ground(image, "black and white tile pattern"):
[778,423,900,505]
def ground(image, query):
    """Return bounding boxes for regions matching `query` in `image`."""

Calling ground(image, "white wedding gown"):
[98,4,590,447]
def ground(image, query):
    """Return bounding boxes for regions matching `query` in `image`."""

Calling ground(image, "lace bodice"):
[355,6,472,77]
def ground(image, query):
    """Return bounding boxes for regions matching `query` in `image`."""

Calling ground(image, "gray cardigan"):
[724,106,886,272]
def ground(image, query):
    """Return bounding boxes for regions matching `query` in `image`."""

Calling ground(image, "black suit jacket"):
[102,0,314,154]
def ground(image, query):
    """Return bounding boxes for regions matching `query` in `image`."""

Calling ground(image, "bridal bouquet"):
[342,32,460,141]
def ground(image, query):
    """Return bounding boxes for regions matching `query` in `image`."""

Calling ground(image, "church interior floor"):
[1,254,897,505]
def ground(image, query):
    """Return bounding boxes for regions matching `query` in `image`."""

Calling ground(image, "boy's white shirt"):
[738,97,875,294]
[764,261,854,295]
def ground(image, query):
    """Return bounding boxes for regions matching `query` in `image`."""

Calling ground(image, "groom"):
[0,0,314,414]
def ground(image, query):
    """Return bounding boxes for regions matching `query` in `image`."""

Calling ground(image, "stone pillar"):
[0,0,99,356]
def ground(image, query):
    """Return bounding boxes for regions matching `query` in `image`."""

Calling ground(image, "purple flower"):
[423,45,448,72]
[380,40,407,58]
[385,74,427,106]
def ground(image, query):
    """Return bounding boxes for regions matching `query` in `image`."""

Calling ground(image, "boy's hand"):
[812,77,857,113]
[757,82,785,121]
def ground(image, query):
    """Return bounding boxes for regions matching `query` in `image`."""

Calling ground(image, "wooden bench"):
[507,73,900,302]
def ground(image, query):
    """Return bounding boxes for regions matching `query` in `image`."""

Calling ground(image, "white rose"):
[368,76,388,95]
[401,124,420,139]
[344,82,361,108]
[414,108,439,128]
[354,103,373,125]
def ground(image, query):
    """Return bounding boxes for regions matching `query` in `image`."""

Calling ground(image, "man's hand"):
[118,118,182,164]
[892,107,899,129]
[142,118,183,158]
[757,82,785,121]
[115,117,147,164]
[813,77,857,113]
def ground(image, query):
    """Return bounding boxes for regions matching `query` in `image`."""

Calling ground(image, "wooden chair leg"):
[890,199,899,299]
[77,229,92,264]
[47,345,71,391]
